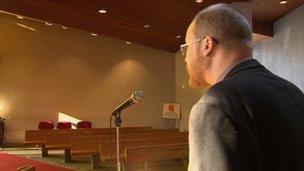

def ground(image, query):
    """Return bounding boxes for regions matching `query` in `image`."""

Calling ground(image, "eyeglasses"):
[180,36,219,56]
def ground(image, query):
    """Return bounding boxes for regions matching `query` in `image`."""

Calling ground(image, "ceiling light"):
[45,22,53,26]
[98,9,107,14]
[91,33,98,36]
[16,15,23,19]
[62,26,68,29]
[126,41,132,45]
[17,23,36,31]
[176,35,181,39]
[143,24,150,28]
[279,0,287,4]
[196,0,203,3]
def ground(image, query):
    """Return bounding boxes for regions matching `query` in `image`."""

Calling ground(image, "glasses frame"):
[180,36,219,56]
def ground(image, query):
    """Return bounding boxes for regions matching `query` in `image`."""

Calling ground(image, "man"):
[183,3,304,171]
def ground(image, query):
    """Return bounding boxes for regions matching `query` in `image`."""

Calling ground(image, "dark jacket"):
[188,59,304,171]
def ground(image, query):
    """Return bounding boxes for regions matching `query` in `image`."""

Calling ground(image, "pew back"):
[124,143,189,162]
[71,135,102,155]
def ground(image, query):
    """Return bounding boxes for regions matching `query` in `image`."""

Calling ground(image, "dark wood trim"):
[253,20,273,37]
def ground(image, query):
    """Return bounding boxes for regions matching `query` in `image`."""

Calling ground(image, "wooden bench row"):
[24,126,153,146]
[71,134,188,169]
[125,143,188,162]
[124,143,188,171]
[100,130,185,141]
[44,130,187,157]
[99,132,188,161]
[24,127,188,169]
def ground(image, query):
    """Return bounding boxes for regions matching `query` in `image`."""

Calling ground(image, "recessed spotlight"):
[45,22,53,26]
[17,23,36,31]
[196,0,203,3]
[62,26,68,29]
[280,0,287,4]
[16,15,23,19]
[91,33,98,36]
[143,24,150,28]
[126,41,132,45]
[98,9,107,14]
[176,35,181,39]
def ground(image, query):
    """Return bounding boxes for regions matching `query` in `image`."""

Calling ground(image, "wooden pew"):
[24,130,48,145]
[45,132,72,162]
[45,131,95,161]
[25,126,179,164]
[124,143,189,171]
[124,143,189,162]
[24,129,71,157]
[100,139,150,161]
[90,126,151,134]
[101,133,148,142]
[100,129,186,142]
[70,135,102,169]
[24,126,151,147]
[30,129,70,157]
[42,127,151,159]
[24,130,48,157]
[24,129,70,147]
[99,131,182,153]
[100,132,188,162]
[149,131,187,140]
[149,128,179,133]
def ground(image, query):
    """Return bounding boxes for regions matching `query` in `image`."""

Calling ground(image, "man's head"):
[183,3,252,88]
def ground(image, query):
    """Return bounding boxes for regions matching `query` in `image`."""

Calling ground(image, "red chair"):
[38,120,54,129]
[77,121,92,129]
[57,122,72,129]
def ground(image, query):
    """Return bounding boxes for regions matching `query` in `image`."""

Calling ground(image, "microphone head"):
[131,90,144,103]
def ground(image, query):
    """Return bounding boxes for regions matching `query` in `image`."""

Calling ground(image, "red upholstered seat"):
[57,122,72,129]
[38,120,54,130]
[77,121,92,129]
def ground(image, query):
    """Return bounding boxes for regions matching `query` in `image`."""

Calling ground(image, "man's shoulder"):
[201,79,238,103]
[199,83,231,109]
[202,67,304,111]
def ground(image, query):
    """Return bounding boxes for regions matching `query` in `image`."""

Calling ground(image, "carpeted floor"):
[2,147,188,171]
[0,152,74,171]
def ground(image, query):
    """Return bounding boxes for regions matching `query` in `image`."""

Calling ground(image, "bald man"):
[181,3,304,171]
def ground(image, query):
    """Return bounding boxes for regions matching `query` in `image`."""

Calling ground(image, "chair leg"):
[91,154,100,169]
[121,160,127,171]
[144,161,148,171]
[64,149,71,162]
[41,145,48,157]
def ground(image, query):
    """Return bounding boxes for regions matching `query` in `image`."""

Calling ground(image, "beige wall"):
[0,13,175,143]
[253,5,304,91]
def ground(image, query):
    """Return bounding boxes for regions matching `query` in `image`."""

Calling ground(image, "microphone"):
[112,90,144,116]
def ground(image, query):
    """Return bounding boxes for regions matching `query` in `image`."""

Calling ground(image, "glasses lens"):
[180,45,187,56]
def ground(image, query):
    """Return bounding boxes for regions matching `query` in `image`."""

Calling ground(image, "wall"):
[253,5,304,91]
[0,13,175,143]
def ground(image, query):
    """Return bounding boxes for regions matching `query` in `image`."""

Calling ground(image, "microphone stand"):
[114,111,122,171]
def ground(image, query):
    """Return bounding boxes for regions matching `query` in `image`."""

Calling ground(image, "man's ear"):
[200,36,215,57]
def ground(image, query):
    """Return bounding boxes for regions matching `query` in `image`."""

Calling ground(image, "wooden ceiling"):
[0,0,303,52]
[253,0,304,22]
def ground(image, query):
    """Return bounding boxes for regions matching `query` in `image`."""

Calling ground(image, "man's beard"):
[186,58,210,88]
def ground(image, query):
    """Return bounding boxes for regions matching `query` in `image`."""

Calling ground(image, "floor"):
[2,147,188,171]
